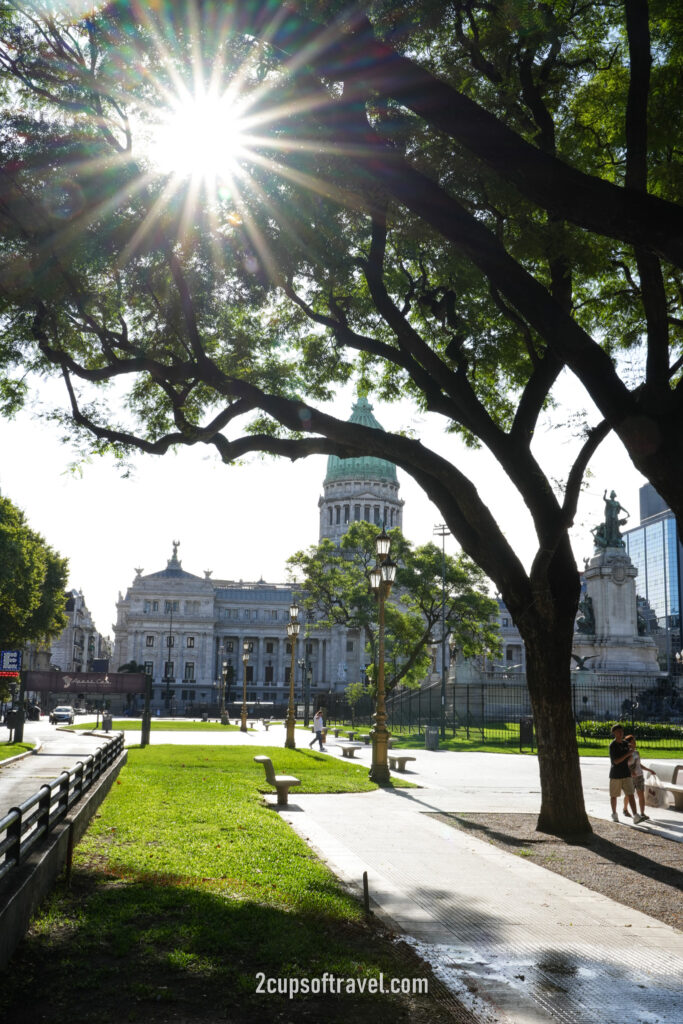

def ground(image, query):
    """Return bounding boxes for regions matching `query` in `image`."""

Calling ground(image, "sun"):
[149,90,249,181]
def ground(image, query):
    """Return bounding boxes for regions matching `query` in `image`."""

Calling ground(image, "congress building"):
[111,397,404,715]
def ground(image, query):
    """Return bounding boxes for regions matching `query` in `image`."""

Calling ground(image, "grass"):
[0,745,434,1024]
[67,719,244,732]
[386,723,683,758]
[0,740,34,763]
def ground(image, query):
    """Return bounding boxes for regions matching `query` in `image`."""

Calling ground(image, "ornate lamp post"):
[285,600,300,748]
[220,658,229,725]
[240,640,251,732]
[369,527,397,784]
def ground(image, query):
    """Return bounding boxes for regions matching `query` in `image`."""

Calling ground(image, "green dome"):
[324,397,398,484]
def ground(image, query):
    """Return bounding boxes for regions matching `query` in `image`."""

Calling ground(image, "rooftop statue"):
[591,490,629,549]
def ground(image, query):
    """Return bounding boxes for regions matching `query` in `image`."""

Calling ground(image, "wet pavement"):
[3,720,683,1022]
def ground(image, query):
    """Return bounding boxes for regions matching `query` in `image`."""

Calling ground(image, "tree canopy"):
[0,493,68,649]
[1,1,681,832]
[288,522,500,692]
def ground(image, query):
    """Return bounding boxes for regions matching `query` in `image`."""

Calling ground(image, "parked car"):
[49,706,75,725]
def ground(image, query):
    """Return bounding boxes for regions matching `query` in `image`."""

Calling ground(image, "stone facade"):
[111,399,402,714]
[49,590,111,673]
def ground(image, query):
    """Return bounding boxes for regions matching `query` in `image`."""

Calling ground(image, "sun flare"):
[149,91,248,181]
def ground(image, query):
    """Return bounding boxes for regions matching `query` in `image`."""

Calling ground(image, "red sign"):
[25,671,146,694]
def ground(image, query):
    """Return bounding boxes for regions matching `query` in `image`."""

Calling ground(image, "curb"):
[0,740,43,770]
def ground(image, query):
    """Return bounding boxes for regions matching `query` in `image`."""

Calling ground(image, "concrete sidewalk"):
[278,739,683,1024]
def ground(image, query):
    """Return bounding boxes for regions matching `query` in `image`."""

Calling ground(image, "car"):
[50,705,75,725]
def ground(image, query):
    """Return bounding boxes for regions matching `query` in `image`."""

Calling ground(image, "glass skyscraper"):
[623,484,683,673]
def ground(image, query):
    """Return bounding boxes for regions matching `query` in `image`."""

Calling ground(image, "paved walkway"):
[3,721,683,1022]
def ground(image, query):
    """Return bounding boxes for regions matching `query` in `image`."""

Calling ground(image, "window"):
[185,600,200,614]
[164,600,179,613]
[285,667,291,682]
[328,508,333,525]
[306,642,313,654]
[271,610,278,620]
[344,505,350,522]
[144,600,160,613]
[364,505,370,520]
[374,506,380,524]
[336,506,341,524]
[144,661,153,676]
[265,665,274,682]
[166,635,175,647]
[164,661,175,678]
[225,641,234,652]
[146,635,154,647]
[286,642,292,654]
[187,636,195,648]
[244,609,250,620]
[346,640,354,652]
[266,642,274,653]
[184,663,195,680]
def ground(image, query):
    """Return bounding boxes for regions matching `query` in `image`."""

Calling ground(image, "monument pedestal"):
[574,546,660,675]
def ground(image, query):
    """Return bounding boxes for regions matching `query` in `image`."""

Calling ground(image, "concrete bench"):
[358,733,371,745]
[388,754,417,772]
[346,731,357,741]
[336,742,363,759]
[647,761,683,810]
[263,720,271,731]
[333,727,342,738]
[253,755,301,806]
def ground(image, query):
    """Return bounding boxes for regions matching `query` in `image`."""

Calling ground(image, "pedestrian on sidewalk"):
[309,709,325,750]
[609,723,638,822]
[622,734,655,822]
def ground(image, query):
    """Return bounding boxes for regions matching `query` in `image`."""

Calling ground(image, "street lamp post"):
[434,523,449,740]
[240,640,251,732]
[220,658,228,724]
[285,600,300,749]
[369,527,397,785]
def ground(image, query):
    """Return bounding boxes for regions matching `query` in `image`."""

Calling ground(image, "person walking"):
[309,709,325,750]
[622,734,655,822]
[609,724,638,822]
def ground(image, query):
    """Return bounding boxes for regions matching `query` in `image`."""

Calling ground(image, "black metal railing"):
[0,733,125,884]
[385,678,683,749]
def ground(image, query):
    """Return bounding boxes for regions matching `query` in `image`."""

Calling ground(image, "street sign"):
[0,650,22,671]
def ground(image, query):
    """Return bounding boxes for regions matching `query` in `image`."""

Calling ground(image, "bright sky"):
[0,371,646,638]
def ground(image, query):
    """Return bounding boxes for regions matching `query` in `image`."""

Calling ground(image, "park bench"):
[388,753,417,772]
[358,734,371,745]
[647,761,683,810]
[336,742,363,759]
[253,755,301,806]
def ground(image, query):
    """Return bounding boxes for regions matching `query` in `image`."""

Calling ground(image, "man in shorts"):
[609,724,638,822]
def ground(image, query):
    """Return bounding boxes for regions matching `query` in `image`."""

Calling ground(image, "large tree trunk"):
[524,631,591,835]
[504,540,591,836]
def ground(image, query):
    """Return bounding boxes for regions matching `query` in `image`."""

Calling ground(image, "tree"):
[1,2,680,832]
[344,680,371,726]
[0,495,68,649]
[289,522,500,693]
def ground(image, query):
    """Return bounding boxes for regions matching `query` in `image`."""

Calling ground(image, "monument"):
[572,490,661,675]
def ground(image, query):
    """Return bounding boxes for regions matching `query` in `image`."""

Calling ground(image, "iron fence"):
[0,733,125,884]
[384,677,683,750]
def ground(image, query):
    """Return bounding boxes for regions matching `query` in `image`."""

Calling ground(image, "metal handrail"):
[0,733,124,884]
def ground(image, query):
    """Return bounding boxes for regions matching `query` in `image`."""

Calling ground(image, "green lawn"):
[0,745,431,1024]
[387,725,683,759]
[67,719,244,732]
[0,740,34,763]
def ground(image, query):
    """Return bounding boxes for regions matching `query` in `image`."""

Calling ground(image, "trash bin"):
[519,716,534,748]
[102,713,113,732]
[425,725,439,750]
[202,713,208,722]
